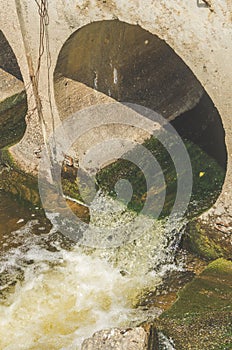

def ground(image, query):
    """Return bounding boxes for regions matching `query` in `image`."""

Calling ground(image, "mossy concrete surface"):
[0,149,40,205]
[97,136,225,219]
[183,220,232,260]
[156,258,232,349]
[0,149,91,221]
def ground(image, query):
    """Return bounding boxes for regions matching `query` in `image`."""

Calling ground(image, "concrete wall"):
[0,0,231,227]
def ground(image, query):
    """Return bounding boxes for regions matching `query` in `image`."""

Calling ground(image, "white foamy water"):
[0,223,162,349]
[0,249,129,349]
[158,332,176,349]
[0,194,183,350]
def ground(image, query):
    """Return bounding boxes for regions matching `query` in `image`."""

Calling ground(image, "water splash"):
[0,193,184,349]
[93,71,98,90]
[158,332,176,350]
[113,67,118,85]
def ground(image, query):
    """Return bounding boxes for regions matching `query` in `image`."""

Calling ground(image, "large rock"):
[81,327,148,350]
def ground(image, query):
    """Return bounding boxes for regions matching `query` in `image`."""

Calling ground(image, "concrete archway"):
[54,19,227,177]
[52,20,229,242]
[54,20,205,121]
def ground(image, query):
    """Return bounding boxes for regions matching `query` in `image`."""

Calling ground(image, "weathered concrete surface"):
[0,68,27,148]
[0,0,232,226]
[0,69,24,103]
[54,20,204,121]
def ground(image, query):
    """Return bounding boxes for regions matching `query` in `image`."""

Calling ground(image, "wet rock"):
[0,150,40,205]
[183,219,232,260]
[81,327,148,350]
[156,258,232,349]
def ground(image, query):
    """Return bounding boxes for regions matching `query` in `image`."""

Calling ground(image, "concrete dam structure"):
[0,0,232,234]
[1,1,232,349]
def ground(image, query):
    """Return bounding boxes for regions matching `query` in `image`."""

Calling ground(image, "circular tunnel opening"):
[0,30,27,149]
[54,20,227,218]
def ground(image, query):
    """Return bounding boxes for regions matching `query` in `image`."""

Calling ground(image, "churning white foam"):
[0,221,164,349]
[0,193,183,349]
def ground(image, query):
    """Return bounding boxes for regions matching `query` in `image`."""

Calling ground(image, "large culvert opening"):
[54,20,227,217]
[0,30,27,149]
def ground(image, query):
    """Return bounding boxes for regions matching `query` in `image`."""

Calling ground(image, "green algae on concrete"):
[0,150,90,223]
[96,136,225,219]
[0,149,40,206]
[96,135,228,263]
[182,219,232,260]
[156,258,232,349]
[0,91,27,149]
[61,166,83,203]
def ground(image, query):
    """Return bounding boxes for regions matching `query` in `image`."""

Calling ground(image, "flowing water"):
[0,190,182,350]
[0,134,226,349]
